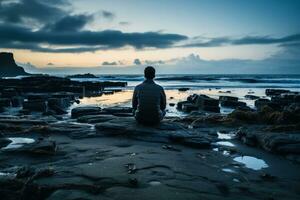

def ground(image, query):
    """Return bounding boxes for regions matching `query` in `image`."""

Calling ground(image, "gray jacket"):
[132,79,166,122]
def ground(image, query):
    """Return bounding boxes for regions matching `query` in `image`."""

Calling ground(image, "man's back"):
[132,79,166,124]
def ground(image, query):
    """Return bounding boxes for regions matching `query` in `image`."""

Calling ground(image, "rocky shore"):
[1,82,300,199]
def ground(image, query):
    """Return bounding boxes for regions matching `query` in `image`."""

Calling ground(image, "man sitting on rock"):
[132,66,166,125]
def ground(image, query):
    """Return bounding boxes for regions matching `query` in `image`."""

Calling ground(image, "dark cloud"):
[47,63,54,66]
[102,61,118,65]
[0,23,188,52]
[181,34,300,47]
[0,0,69,25]
[44,14,94,32]
[133,59,141,65]
[145,60,165,65]
[102,10,114,19]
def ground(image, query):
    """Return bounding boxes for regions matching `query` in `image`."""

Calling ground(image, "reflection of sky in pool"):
[70,87,275,117]
[216,141,235,147]
[2,137,35,149]
[222,168,236,173]
[217,131,234,140]
[234,156,268,170]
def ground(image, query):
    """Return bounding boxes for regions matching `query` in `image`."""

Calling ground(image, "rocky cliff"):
[0,52,29,77]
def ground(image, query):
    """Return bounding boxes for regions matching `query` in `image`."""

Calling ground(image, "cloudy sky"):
[0,0,299,74]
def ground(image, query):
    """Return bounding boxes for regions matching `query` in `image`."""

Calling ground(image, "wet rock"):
[48,105,67,115]
[48,98,70,109]
[218,90,231,94]
[180,137,211,149]
[0,119,47,126]
[0,75,126,96]
[66,73,97,79]
[182,103,198,113]
[178,87,189,92]
[260,173,276,181]
[162,144,181,152]
[34,122,96,139]
[0,106,4,113]
[259,105,300,124]
[11,96,24,107]
[4,139,57,155]
[255,98,271,110]
[77,114,116,124]
[125,163,137,174]
[220,100,246,108]
[95,117,212,147]
[0,52,29,77]
[102,107,132,114]
[128,178,138,187]
[219,96,238,102]
[0,98,11,107]
[236,129,257,146]
[286,155,300,164]
[23,100,47,112]
[193,94,220,113]
[264,123,300,132]
[176,101,189,110]
[195,95,219,107]
[244,95,260,100]
[266,89,290,96]
[16,166,36,178]
[28,140,57,155]
[187,94,199,103]
[71,106,102,118]
[238,130,300,155]
[1,88,18,98]
[183,113,225,125]
[271,92,300,107]
[276,143,300,154]
[227,110,259,123]
[0,137,12,148]
[103,91,114,95]
[27,94,49,101]
[168,132,212,149]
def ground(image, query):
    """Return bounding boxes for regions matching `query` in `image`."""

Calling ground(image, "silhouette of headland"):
[0,52,29,77]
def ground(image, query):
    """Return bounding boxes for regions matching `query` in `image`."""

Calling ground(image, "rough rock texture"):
[0,52,29,77]
[1,104,300,200]
[236,129,300,155]
[71,106,102,118]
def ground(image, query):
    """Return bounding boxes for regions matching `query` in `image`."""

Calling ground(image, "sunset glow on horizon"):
[0,0,299,73]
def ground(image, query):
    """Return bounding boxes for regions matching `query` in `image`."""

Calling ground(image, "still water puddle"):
[234,156,268,170]
[2,137,35,150]
[222,168,236,173]
[149,181,162,186]
[233,178,240,182]
[0,172,16,178]
[217,131,234,140]
[216,141,235,147]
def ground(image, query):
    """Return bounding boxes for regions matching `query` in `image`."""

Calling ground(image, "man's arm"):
[160,88,166,111]
[132,88,138,110]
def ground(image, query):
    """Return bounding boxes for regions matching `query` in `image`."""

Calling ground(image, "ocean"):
[69,74,300,116]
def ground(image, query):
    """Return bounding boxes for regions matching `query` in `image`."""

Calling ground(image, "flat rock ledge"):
[95,117,213,149]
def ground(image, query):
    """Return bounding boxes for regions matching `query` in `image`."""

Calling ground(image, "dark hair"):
[144,66,155,79]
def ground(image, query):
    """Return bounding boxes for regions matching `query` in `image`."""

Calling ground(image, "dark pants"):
[134,110,166,125]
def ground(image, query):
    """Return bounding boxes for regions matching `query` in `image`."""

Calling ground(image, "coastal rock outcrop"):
[0,52,29,77]
[66,73,97,79]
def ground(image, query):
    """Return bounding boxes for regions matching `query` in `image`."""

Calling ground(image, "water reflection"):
[217,131,234,140]
[2,137,35,149]
[234,156,268,170]
[72,88,270,116]
[216,141,235,147]
[222,168,236,173]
